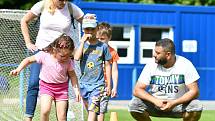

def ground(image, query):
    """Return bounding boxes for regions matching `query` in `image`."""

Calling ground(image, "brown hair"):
[97,22,112,39]
[44,34,75,56]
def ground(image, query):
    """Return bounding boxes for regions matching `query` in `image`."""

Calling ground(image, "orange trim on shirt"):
[104,46,119,82]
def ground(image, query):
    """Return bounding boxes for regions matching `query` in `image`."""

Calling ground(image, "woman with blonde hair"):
[20,0,84,120]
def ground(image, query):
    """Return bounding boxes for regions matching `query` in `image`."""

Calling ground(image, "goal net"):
[0,9,86,121]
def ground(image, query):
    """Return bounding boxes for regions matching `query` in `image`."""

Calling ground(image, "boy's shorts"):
[99,87,110,113]
[39,80,68,101]
[128,97,203,118]
[80,85,106,114]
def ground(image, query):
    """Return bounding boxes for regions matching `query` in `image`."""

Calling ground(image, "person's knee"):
[130,111,142,120]
[130,111,150,121]
[57,112,66,121]
[40,109,50,121]
[28,79,39,89]
[41,107,51,117]
[183,111,202,121]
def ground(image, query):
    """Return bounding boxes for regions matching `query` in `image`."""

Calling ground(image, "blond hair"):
[43,0,56,15]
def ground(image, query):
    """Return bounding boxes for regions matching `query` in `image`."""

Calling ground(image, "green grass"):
[105,109,215,121]
[0,105,214,121]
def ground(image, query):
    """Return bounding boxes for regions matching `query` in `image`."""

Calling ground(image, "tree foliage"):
[0,0,38,10]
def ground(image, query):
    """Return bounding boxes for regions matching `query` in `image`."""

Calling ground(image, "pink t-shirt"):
[35,51,74,83]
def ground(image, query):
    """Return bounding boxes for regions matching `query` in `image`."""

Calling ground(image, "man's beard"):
[157,58,168,65]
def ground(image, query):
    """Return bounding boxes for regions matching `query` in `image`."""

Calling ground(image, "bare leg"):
[183,111,202,121]
[130,111,151,121]
[56,100,68,121]
[88,111,97,121]
[40,95,53,121]
[83,100,89,110]
[25,117,32,121]
[97,113,105,121]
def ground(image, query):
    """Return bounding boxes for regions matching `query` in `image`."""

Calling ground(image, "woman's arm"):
[20,11,38,52]
[76,16,83,24]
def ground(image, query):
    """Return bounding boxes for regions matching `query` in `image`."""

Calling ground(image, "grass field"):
[105,109,215,121]
[0,102,214,121]
[0,72,214,121]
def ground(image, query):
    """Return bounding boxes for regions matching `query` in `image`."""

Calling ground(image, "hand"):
[153,99,167,109]
[9,69,20,76]
[111,88,118,98]
[73,88,82,102]
[81,34,92,43]
[26,43,38,52]
[106,86,111,97]
[160,100,176,111]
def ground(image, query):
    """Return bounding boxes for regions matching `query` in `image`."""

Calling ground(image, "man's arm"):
[134,81,167,109]
[175,81,199,104]
[161,81,199,111]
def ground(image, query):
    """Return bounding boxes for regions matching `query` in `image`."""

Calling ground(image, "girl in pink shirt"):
[10,34,81,121]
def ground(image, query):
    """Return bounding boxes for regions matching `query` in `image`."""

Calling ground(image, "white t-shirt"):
[31,1,84,49]
[138,55,200,100]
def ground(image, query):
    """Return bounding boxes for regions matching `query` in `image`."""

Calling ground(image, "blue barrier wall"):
[76,1,215,100]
